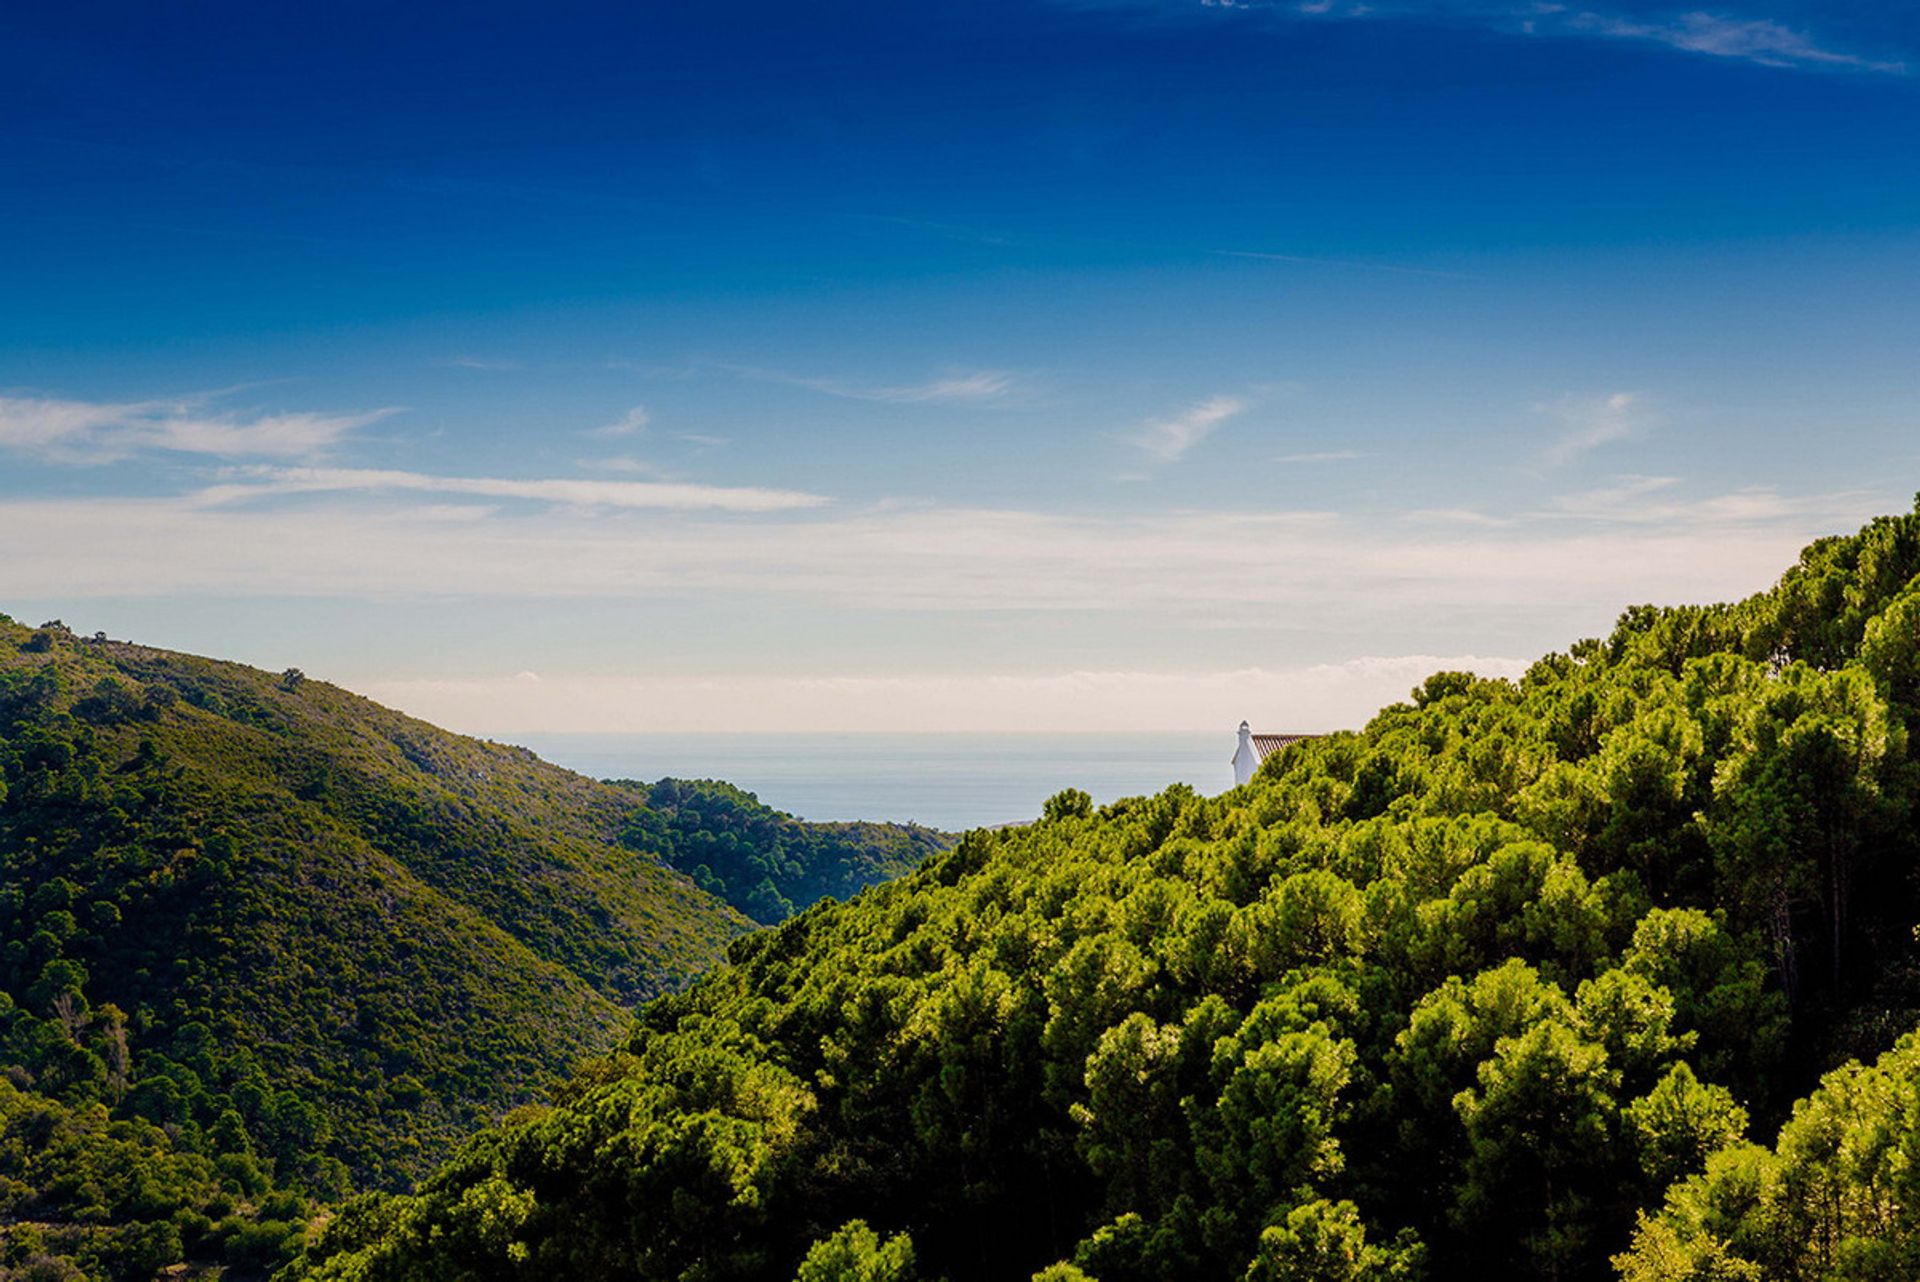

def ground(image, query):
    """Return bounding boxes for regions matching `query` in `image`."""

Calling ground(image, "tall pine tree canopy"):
[289,501,1920,1282]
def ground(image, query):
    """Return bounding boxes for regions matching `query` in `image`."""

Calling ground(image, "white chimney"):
[1231,720,1258,787]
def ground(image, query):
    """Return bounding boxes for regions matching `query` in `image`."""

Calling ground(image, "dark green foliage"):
[285,503,1920,1281]
[619,777,950,925]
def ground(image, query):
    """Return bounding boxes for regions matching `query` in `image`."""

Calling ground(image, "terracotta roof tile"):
[1250,733,1314,759]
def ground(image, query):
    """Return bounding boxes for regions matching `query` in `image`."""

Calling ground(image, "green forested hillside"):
[626,778,951,924]
[292,503,1920,1282]
[0,623,944,1280]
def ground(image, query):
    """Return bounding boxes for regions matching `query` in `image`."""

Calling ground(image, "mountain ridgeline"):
[0,625,945,1280]
[292,502,1920,1282]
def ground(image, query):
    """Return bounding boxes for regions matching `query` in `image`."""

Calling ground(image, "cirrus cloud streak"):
[190,467,831,513]
[0,393,396,463]
[1070,1,1907,73]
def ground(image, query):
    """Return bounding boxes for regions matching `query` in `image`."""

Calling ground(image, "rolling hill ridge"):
[0,620,946,1278]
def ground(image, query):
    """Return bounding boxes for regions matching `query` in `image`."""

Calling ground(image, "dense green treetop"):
[288,500,1920,1282]
[1616,1026,1920,1279]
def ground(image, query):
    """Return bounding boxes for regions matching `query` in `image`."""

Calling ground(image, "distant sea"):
[512,732,1232,832]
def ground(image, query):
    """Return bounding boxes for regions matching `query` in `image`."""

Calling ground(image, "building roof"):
[1250,733,1314,759]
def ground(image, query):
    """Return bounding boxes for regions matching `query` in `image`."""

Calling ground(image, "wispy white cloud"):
[190,466,830,513]
[1545,473,1681,517]
[1133,394,1246,462]
[1408,507,1514,528]
[1569,11,1906,73]
[0,393,395,464]
[1540,391,1644,466]
[577,455,664,476]
[1275,448,1364,464]
[1542,476,1870,527]
[722,364,1021,404]
[1069,1,1906,73]
[586,405,651,438]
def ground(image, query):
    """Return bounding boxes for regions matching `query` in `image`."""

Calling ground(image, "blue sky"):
[3,0,1918,731]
